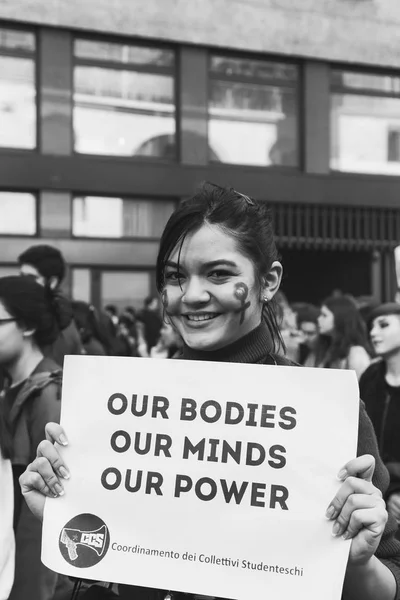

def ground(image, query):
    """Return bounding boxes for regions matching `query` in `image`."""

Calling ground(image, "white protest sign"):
[42,356,359,600]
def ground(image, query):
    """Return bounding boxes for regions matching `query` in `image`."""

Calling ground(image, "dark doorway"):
[279,248,371,304]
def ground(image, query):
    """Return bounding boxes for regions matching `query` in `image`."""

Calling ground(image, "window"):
[101,271,151,311]
[72,196,175,238]
[0,192,36,235]
[331,70,400,174]
[73,38,176,158]
[72,268,91,303]
[0,27,36,149]
[208,55,299,167]
[388,129,400,163]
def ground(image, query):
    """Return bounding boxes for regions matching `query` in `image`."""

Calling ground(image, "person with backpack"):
[0,276,65,600]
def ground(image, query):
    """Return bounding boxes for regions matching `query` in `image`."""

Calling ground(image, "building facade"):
[1,0,400,308]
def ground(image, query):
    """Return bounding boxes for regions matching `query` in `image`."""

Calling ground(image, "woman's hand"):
[325,454,388,565]
[19,422,70,521]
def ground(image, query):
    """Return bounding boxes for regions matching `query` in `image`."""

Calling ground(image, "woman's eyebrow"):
[204,260,238,269]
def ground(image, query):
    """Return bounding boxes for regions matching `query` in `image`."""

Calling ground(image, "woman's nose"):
[182,277,210,304]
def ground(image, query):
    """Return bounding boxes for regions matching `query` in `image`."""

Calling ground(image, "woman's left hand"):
[325,454,388,565]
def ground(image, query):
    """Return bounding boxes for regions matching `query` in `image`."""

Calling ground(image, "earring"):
[263,295,270,303]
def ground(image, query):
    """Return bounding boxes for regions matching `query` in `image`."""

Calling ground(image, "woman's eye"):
[208,270,233,279]
[165,271,184,283]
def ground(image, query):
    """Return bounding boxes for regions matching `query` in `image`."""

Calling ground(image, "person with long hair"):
[20,183,400,599]
[0,276,65,600]
[360,303,400,526]
[317,294,371,380]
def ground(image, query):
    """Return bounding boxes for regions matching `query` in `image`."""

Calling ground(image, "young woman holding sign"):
[20,183,400,600]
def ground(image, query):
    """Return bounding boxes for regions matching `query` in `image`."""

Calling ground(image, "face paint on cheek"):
[233,282,251,325]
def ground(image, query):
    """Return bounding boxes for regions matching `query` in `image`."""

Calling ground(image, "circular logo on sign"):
[59,513,110,568]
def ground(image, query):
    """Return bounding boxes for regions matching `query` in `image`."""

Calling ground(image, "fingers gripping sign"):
[325,455,388,565]
[19,422,70,521]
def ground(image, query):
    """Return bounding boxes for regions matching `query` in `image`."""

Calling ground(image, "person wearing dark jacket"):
[360,302,400,525]
[0,276,65,600]
[137,296,162,352]
[18,244,83,365]
[19,184,400,599]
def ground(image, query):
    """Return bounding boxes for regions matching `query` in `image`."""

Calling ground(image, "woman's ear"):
[261,261,283,302]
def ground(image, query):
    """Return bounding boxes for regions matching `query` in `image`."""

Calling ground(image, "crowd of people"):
[2,183,400,599]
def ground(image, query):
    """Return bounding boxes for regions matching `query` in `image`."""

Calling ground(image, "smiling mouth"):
[184,313,220,322]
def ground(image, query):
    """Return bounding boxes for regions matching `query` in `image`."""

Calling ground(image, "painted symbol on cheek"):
[234,282,251,325]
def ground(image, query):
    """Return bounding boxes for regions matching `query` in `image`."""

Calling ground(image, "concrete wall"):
[1,0,400,68]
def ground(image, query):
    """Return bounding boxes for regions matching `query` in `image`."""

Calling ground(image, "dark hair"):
[71,301,109,349]
[18,244,66,285]
[156,182,283,352]
[104,304,118,316]
[297,304,320,328]
[318,294,371,366]
[0,276,68,348]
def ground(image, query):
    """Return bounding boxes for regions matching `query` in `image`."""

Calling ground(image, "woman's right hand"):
[19,422,70,521]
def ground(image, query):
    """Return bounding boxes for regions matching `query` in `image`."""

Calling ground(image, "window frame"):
[0,22,38,153]
[0,189,38,237]
[207,49,302,169]
[330,63,400,176]
[72,33,178,162]
[70,193,177,241]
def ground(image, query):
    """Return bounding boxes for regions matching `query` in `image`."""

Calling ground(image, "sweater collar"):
[182,321,275,364]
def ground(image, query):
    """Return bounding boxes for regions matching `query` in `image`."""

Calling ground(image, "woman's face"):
[162,223,280,351]
[318,305,335,336]
[0,300,25,365]
[370,314,400,357]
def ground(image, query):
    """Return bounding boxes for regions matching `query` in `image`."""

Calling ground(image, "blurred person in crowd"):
[71,301,108,356]
[124,305,137,319]
[18,244,82,365]
[0,276,64,600]
[274,291,301,361]
[296,304,320,367]
[104,304,119,331]
[150,321,182,358]
[0,400,14,600]
[360,303,400,526]
[137,296,162,352]
[113,312,148,357]
[317,294,371,380]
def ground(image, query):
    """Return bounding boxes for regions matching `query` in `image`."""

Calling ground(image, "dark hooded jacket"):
[42,293,83,366]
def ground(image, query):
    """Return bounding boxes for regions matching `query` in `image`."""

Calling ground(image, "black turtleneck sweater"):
[119,323,400,600]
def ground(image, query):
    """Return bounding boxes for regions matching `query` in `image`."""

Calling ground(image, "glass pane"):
[332,70,400,95]
[75,39,174,68]
[331,93,400,174]
[0,56,36,149]
[101,271,151,311]
[74,66,175,156]
[210,56,297,82]
[72,269,91,302]
[208,80,297,166]
[0,28,35,52]
[0,192,36,234]
[73,196,175,238]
